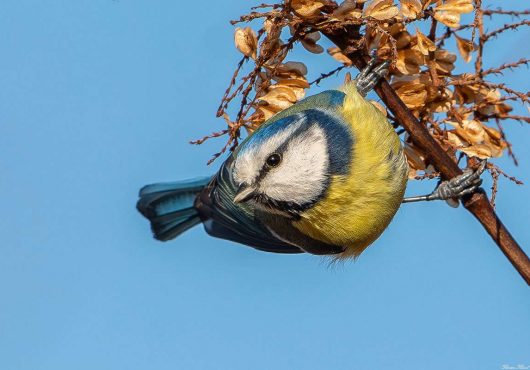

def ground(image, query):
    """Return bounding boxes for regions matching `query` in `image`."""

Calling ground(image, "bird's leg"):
[355,58,391,97]
[402,161,487,204]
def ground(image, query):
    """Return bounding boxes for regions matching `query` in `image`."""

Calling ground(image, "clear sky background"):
[0,1,528,369]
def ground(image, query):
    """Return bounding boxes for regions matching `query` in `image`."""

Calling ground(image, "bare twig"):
[482,58,530,76]
[474,0,485,77]
[484,19,530,40]
[310,65,346,85]
[483,9,530,17]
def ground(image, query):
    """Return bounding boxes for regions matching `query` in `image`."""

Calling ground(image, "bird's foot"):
[402,161,487,204]
[430,160,486,202]
[355,58,390,97]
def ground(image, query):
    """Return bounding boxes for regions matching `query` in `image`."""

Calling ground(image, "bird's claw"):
[430,160,487,202]
[355,58,390,97]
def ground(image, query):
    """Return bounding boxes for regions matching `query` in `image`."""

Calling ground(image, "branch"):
[501,115,530,124]
[483,9,530,17]
[474,0,485,76]
[483,82,530,104]
[484,19,530,40]
[310,65,346,85]
[321,29,530,286]
[482,58,530,76]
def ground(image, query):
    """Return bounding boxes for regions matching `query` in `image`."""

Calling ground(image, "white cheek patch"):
[232,118,305,186]
[258,124,329,205]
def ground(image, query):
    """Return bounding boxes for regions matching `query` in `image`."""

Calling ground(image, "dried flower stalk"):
[193,0,530,284]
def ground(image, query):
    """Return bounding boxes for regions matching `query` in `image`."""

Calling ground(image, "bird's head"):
[231,109,353,217]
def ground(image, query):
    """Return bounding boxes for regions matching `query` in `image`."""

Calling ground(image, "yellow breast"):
[293,84,408,258]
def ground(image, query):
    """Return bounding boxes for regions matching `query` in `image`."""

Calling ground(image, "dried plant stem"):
[323,30,530,286]
[310,65,346,85]
[482,58,530,76]
[483,9,530,17]
[484,19,530,40]
[474,0,485,77]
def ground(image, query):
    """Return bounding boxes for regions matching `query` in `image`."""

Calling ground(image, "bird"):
[136,59,484,259]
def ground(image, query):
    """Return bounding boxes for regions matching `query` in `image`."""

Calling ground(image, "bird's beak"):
[233,184,256,203]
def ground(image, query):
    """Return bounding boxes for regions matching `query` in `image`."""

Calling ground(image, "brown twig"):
[436,24,473,47]
[494,118,518,166]
[474,0,485,77]
[484,19,530,40]
[483,82,530,104]
[482,58,530,76]
[483,9,530,17]
[501,115,530,124]
[427,18,441,88]
[488,163,500,208]
[310,65,346,85]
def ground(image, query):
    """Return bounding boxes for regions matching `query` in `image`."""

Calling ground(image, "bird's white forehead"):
[232,115,306,185]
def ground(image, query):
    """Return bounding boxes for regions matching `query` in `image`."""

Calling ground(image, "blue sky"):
[0,1,528,369]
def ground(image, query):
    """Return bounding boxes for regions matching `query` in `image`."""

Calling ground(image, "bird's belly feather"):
[293,88,408,258]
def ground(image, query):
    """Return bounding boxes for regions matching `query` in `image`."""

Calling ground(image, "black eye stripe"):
[255,121,312,182]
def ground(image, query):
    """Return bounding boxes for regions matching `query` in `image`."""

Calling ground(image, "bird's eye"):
[266,153,282,167]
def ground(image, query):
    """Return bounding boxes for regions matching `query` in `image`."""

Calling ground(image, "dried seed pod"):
[433,0,472,28]
[433,10,461,28]
[328,47,353,66]
[445,119,507,159]
[428,87,454,113]
[396,49,425,75]
[404,142,428,178]
[400,0,422,19]
[394,81,428,109]
[273,61,308,77]
[258,86,298,108]
[234,27,258,59]
[291,0,327,18]
[332,0,363,20]
[301,32,324,54]
[460,144,494,159]
[269,79,308,100]
[433,49,457,74]
[364,0,400,20]
[422,0,442,9]
[454,35,475,63]
[369,100,388,116]
[446,131,466,148]
[253,103,282,123]
[415,28,436,56]
[435,0,473,13]
[395,31,412,49]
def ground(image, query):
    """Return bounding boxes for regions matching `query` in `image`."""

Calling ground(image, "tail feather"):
[136,176,211,241]
[151,207,198,224]
[151,215,202,241]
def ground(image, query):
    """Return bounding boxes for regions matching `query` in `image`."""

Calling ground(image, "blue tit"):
[137,60,415,258]
[138,60,486,257]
